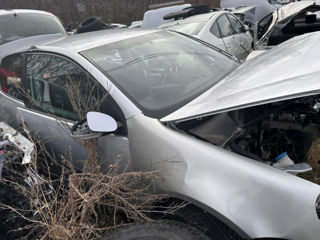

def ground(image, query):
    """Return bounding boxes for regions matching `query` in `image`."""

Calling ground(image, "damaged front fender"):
[128,113,320,240]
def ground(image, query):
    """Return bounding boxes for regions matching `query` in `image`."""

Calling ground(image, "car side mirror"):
[70,112,117,139]
[244,25,250,32]
[87,112,117,133]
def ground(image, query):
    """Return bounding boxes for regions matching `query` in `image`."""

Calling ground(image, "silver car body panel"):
[128,113,320,239]
[0,29,320,239]
[162,31,320,122]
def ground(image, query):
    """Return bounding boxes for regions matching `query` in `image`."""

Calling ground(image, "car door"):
[226,13,253,59]
[215,14,239,58]
[16,52,130,172]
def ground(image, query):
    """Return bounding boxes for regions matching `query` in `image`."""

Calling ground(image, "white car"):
[0,9,66,45]
[160,10,253,60]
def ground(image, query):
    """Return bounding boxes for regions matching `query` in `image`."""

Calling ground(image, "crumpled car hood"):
[256,1,320,47]
[161,32,320,122]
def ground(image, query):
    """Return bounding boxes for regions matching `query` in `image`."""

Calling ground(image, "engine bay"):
[175,95,320,175]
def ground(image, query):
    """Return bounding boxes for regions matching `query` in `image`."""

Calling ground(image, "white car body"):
[160,11,253,60]
[142,4,191,28]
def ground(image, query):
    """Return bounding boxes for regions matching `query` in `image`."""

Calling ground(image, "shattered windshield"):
[81,31,238,118]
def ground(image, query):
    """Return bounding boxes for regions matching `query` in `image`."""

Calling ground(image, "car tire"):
[159,204,243,240]
[100,220,211,240]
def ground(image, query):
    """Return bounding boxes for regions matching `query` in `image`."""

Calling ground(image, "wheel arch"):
[154,194,250,240]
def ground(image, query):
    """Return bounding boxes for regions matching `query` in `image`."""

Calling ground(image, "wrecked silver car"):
[0,29,320,239]
[248,1,320,59]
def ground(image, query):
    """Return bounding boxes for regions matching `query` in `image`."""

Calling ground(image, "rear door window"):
[210,21,221,38]
[216,14,234,38]
[0,53,24,100]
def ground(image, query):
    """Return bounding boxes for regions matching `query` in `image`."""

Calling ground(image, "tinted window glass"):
[258,13,273,39]
[227,14,245,33]
[217,14,234,38]
[210,21,221,38]
[0,13,66,45]
[82,31,238,118]
[26,54,110,121]
[0,53,24,100]
[164,21,206,35]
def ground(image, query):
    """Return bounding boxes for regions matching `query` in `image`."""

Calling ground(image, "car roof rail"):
[163,5,216,20]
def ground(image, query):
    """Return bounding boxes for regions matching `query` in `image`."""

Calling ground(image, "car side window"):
[0,53,24,100]
[25,53,123,125]
[210,21,221,38]
[227,14,245,34]
[216,14,234,38]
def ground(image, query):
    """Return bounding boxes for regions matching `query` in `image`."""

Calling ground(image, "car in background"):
[142,3,191,28]
[247,1,320,59]
[0,9,66,45]
[160,7,253,60]
[0,29,320,240]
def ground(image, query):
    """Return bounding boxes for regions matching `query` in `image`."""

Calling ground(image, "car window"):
[0,53,24,100]
[164,21,206,35]
[227,14,245,34]
[258,13,273,40]
[210,21,221,38]
[216,14,234,38]
[25,54,120,123]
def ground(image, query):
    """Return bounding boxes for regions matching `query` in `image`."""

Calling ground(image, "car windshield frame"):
[81,31,239,119]
[0,12,66,45]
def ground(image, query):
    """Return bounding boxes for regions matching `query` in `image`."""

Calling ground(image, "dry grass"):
[0,72,184,239]
[307,137,320,184]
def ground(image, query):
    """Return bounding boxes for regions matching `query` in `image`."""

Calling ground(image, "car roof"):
[44,28,161,52]
[0,9,57,17]
[0,29,161,57]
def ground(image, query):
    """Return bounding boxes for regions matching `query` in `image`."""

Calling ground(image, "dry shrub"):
[0,126,181,240]
[0,72,183,239]
[308,137,320,184]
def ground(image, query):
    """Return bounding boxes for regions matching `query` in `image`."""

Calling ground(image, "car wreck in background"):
[0,9,66,46]
[248,1,320,59]
[0,28,319,239]
[160,6,253,60]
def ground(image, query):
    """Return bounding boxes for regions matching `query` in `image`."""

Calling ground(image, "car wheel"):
[100,220,211,240]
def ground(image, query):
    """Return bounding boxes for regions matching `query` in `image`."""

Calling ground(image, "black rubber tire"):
[101,220,211,240]
[155,203,243,240]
